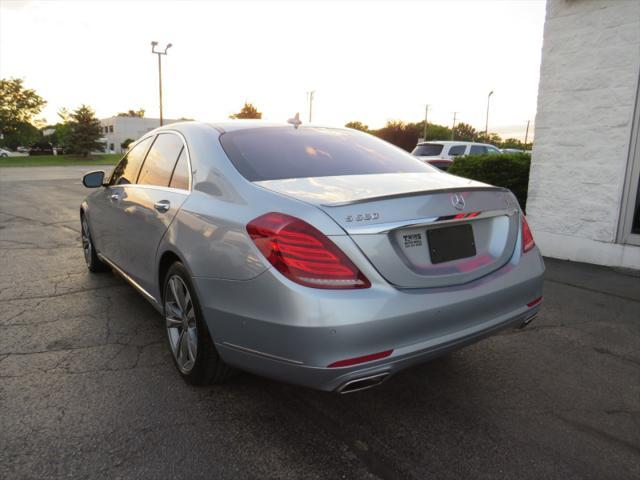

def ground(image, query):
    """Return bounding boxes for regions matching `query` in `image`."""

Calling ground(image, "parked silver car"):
[80,121,544,393]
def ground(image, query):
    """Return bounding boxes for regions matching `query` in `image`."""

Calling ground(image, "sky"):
[0,0,546,140]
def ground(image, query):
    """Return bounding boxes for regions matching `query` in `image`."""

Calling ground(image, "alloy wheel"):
[81,218,92,266]
[164,275,198,373]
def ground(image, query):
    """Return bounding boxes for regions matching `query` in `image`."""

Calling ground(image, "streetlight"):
[451,112,458,140]
[307,91,315,123]
[151,41,172,126]
[484,90,494,140]
[524,119,531,148]
[423,104,430,141]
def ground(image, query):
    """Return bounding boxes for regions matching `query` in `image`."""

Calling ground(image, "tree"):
[0,78,47,149]
[345,121,369,132]
[67,105,105,157]
[371,120,420,152]
[476,132,503,146]
[117,108,145,117]
[452,122,477,142]
[121,138,135,150]
[415,121,451,141]
[500,138,524,149]
[229,102,262,119]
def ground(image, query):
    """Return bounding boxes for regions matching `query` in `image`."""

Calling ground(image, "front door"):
[89,136,154,263]
[113,133,191,295]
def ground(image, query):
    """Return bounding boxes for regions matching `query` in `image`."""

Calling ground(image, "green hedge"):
[447,153,531,211]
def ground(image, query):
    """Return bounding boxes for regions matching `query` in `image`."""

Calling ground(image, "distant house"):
[527,0,640,269]
[100,116,180,153]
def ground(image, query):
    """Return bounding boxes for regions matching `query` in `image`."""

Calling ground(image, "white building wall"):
[100,117,180,153]
[527,0,640,268]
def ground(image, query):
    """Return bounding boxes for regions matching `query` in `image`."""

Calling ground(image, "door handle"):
[154,200,171,213]
[109,193,120,201]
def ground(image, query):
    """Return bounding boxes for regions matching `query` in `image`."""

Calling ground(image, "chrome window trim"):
[97,253,159,305]
[344,208,518,235]
[113,183,190,195]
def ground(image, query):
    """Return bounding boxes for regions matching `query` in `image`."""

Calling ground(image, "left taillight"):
[247,212,371,289]
[522,215,535,253]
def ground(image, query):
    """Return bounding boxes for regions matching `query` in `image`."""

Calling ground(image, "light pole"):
[423,104,430,141]
[307,91,315,123]
[524,119,531,148]
[451,112,458,140]
[151,41,172,126]
[484,90,494,140]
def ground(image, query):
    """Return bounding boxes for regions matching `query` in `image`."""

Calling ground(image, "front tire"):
[81,212,108,272]
[163,262,230,385]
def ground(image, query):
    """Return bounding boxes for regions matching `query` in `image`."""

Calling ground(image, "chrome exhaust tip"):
[520,313,538,329]
[337,372,390,394]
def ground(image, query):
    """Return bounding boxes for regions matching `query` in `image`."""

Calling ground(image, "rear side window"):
[110,136,153,185]
[138,133,184,187]
[412,143,443,156]
[221,127,433,182]
[448,145,466,156]
[169,148,190,190]
[469,145,487,155]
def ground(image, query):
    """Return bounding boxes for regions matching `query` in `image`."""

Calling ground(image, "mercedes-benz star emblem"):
[451,193,465,211]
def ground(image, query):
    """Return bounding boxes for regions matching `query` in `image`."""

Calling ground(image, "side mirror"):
[82,170,105,188]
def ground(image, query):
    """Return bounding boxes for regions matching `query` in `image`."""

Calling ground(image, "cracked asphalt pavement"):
[1,166,639,479]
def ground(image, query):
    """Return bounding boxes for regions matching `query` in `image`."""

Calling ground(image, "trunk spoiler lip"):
[320,185,510,207]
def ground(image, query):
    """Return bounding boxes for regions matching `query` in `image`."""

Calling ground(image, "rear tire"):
[81,212,109,273]
[163,262,231,385]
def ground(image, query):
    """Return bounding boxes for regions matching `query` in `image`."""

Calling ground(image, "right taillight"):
[522,215,535,253]
[247,212,370,289]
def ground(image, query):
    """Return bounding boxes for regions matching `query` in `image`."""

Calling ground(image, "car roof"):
[151,120,351,135]
[416,140,496,147]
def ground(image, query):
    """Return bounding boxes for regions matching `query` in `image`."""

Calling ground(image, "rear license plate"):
[427,224,476,264]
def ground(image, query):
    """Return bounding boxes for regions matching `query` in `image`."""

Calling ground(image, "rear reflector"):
[328,349,393,368]
[522,215,535,253]
[247,212,370,289]
[527,296,543,308]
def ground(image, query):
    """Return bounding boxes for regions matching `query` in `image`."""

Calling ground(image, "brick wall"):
[527,0,640,267]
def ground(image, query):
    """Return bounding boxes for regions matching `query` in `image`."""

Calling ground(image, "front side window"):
[109,136,153,185]
[486,146,501,154]
[469,145,487,155]
[138,133,184,187]
[448,145,466,156]
[412,143,444,156]
[221,127,434,182]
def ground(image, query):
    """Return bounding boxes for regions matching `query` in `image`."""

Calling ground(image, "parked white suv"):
[412,141,502,170]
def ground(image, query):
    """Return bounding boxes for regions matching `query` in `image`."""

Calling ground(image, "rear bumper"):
[193,248,545,392]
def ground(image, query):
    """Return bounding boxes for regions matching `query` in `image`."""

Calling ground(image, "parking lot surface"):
[1,166,639,479]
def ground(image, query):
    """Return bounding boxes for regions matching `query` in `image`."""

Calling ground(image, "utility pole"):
[151,41,172,126]
[451,112,458,140]
[524,120,531,148]
[484,90,494,140]
[423,104,430,140]
[307,91,315,123]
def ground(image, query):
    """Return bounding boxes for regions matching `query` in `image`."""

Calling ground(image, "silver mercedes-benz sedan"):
[80,121,544,393]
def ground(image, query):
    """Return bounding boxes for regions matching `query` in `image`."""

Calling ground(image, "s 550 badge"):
[345,212,380,222]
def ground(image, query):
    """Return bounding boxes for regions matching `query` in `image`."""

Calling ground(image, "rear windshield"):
[219,127,434,181]
[411,143,443,156]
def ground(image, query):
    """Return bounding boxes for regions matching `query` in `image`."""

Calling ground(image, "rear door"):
[115,132,191,294]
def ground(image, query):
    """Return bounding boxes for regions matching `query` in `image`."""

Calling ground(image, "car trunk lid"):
[255,173,520,288]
